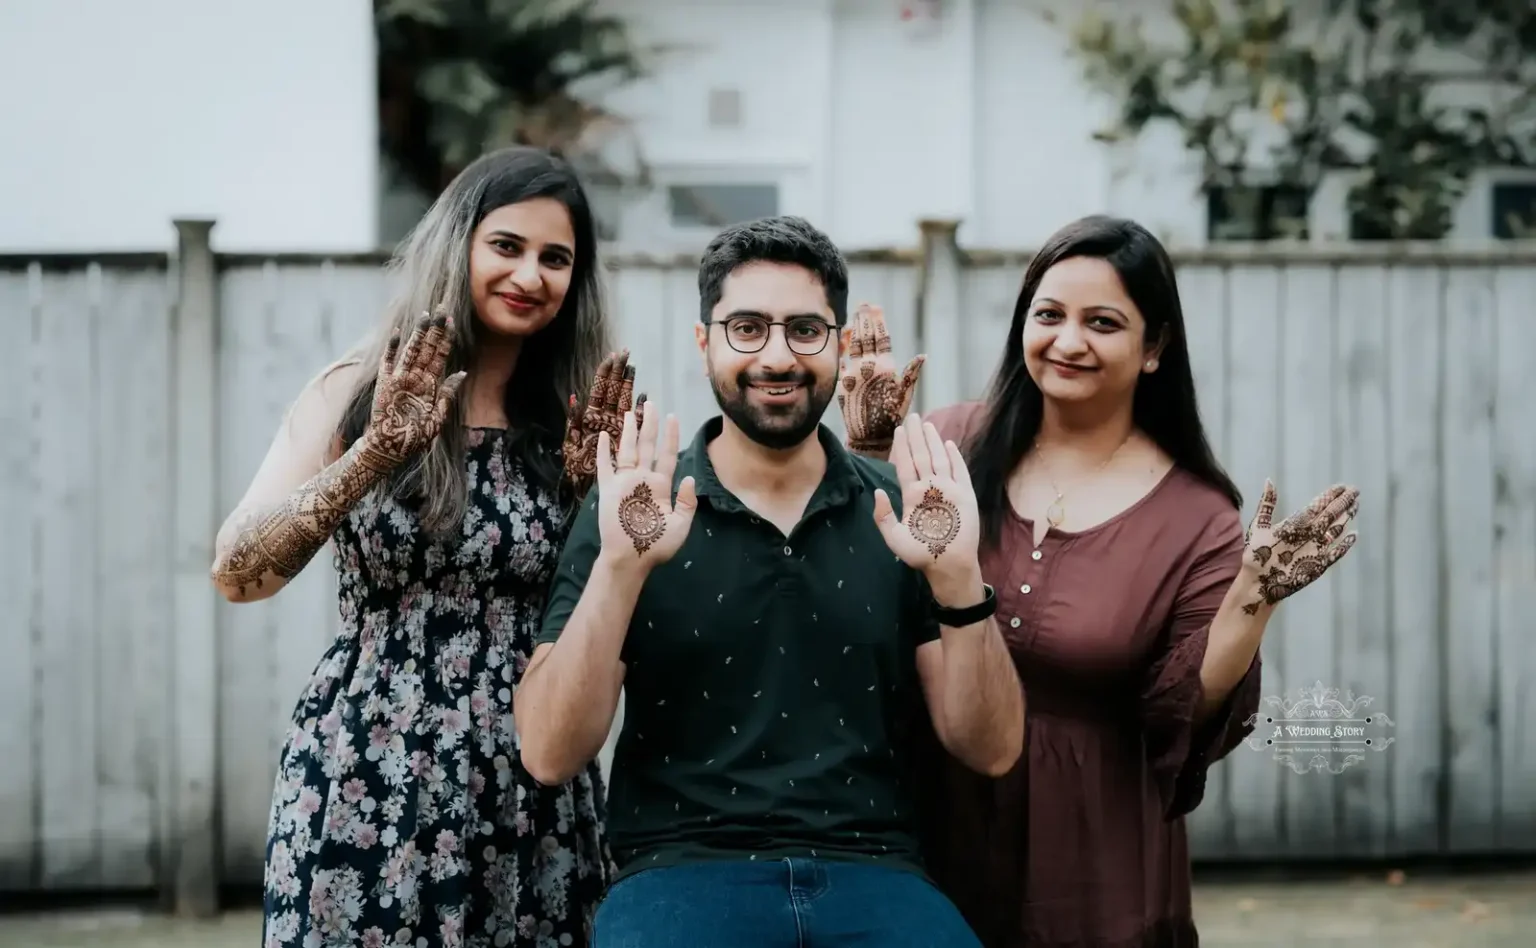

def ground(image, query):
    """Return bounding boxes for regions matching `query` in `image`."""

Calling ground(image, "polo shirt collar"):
[679,415,865,516]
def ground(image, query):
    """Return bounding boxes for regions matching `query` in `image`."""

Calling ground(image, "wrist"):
[926,562,986,608]
[594,548,652,592]
[1227,567,1275,618]
[349,434,401,479]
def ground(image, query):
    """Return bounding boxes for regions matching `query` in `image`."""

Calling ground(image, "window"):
[707,88,742,129]
[667,183,779,229]
[1206,185,1310,241]
[1491,182,1536,238]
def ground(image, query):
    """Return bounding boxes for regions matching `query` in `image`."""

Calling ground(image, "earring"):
[1144,360,1156,370]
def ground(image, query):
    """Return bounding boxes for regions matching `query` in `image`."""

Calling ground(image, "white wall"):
[597,0,1141,250]
[598,0,1528,250]
[0,0,378,253]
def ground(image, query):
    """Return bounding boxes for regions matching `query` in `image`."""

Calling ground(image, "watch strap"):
[930,583,997,627]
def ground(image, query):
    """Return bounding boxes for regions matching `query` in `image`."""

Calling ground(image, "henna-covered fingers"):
[872,310,894,355]
[394,311,435,375]
[616,364,636,415]
[897,354,925,404]
[1274,485,1346,544]
[847,306,868,358]
[601,351,630,413]
[1248,478,1277,541]
[423,312,454,380]
[860,307,879,354]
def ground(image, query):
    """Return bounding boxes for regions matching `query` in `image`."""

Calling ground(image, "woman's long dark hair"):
[966,215,1241,550]
[338,146,611,533]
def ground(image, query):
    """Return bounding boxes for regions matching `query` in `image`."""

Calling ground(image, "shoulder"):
[922,400,988,445]
[847,452,901,496]
[1159,469,1245,556]
[282,357,368,457]
[289,357,366,417]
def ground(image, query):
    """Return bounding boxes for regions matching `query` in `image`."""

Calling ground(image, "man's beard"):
[710,364,836,450]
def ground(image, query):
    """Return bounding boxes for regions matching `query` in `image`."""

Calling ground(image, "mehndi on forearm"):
[212,437,398,597]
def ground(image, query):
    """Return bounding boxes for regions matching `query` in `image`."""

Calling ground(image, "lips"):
[497,292,541,310]
[751,382,801,396]
[1047,359,1096,373]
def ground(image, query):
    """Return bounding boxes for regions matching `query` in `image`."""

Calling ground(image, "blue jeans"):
[591,858,982,947]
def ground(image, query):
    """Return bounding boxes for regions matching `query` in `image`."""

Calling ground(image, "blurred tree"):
[376,0,652,198]
[1067,0,1536,239]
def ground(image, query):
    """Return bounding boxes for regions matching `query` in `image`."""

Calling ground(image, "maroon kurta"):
[914,402,1261,948]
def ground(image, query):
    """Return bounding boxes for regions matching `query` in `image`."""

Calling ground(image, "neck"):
[464,334,522,423]
[1036,396,1136,458]
[708,419,827,497]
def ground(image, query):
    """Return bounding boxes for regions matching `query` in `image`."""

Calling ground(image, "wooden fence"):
[1,220,1532,913]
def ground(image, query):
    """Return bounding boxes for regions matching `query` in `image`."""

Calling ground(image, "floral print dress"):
[262,428,612,948]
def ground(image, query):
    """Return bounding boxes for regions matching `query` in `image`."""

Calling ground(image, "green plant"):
[376,0,653,196]
[1068,0,1536,239]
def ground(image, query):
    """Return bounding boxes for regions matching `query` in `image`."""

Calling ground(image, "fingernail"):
[636,393,648,405]
[625,366,636,380]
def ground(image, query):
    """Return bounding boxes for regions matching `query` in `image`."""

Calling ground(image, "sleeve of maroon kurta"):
[1139,505,1261,819]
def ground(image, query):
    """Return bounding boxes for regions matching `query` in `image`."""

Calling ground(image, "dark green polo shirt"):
[536,417,941,880]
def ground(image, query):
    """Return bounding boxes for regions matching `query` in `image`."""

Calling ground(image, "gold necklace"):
[1035,435,1130,528]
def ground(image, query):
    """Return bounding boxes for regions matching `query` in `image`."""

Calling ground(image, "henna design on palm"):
[1240,479,1360,615]
[838,304,925,453]
[618,482,667,554]
[907,486,962,558]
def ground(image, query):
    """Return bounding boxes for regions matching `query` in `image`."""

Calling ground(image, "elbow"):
[512,696,576,787]
[517,732,577,787]
[971,718,1025,777]
[958,701,1026,778]
[209,557,275,604]
[212,580,259,604]
[521,751,575,788]
[978,733,1024,777]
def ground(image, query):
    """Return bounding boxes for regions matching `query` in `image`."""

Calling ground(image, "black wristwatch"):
[930,583,997,627]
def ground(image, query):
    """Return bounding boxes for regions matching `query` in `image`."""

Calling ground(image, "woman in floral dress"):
[211,147,636,947]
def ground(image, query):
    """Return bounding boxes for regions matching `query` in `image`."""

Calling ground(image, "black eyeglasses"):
[712,315,837,355]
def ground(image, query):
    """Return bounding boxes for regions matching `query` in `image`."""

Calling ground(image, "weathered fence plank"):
[1,232,1534,897]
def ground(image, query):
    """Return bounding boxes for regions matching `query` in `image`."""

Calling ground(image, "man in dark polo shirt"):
[515,216,1024,947]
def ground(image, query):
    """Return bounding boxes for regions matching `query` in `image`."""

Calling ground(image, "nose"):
[1051,319,1089,357]
[754,324,799,373]
[510,252,542,291]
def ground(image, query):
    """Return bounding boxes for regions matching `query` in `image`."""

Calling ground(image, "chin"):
[478,309,557,338]
[1036,379,1101,401]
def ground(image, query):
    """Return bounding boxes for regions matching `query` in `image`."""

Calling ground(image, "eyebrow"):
[486,229,573,255]
[1034,297,1127,319]
[721,309,830,322]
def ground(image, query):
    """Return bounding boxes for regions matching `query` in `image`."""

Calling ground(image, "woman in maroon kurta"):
[838,215,1360,947]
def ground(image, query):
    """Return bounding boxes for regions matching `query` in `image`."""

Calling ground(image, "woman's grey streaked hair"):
[337,146,613,533]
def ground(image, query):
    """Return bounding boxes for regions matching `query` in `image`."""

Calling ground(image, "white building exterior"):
[597,0,1536,250]
[0,0,378,253]
[1,0,1529,254]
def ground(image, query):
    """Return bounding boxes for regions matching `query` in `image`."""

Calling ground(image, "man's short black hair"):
[697,215,849,326]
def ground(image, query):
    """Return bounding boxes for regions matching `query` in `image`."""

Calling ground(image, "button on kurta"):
[1021,584,1032,594]
[783,545,793,556]
[1031,550,1042,560]
[1009,617,1021,628]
